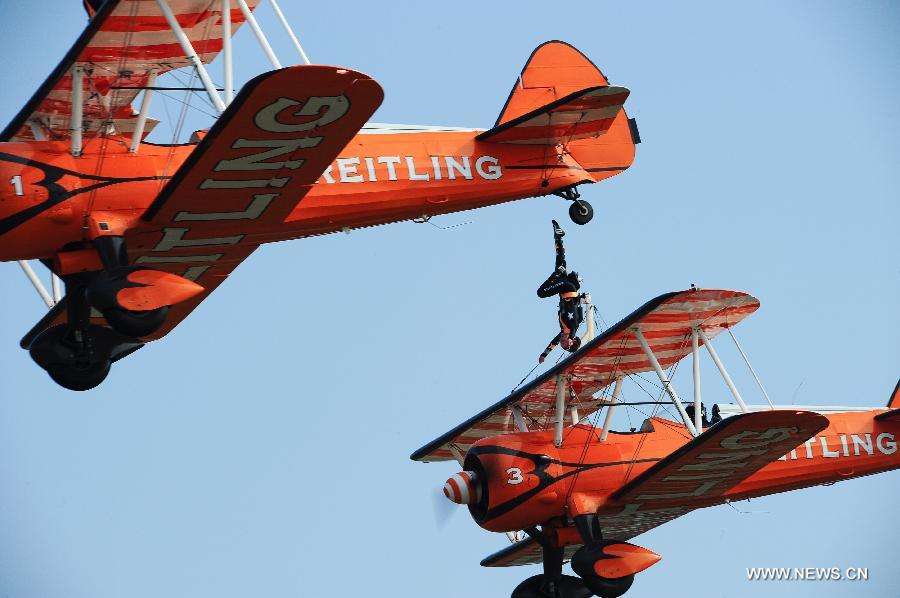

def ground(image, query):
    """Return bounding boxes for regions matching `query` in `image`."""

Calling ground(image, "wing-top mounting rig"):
[1,2,640,390]
[412,288,900,598]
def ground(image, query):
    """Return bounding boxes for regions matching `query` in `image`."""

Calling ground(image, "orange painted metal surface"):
[464,409,900,535]
[1,35,636,344]
[593,543,661,579]
[117,270,204,311]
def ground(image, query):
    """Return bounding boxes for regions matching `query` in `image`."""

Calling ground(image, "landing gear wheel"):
[102,306,168,337]
[569,200,593,225]
[29,325,113,391]
[511,574,592,598]
[578,574,633,598]
[46,360,111,391]
[29,324,136,391]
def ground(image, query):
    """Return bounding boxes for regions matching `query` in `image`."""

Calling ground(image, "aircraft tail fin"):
[480,41,638,182]
[491,41,611,128]
[875,380,900,421]
[887,379,900,408]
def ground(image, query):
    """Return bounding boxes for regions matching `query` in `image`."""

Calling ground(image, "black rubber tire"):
[579,574,633,598]
[46,359,111,391]
[102,306,168,337]
[511,574,592,598]
[568,200,594,225]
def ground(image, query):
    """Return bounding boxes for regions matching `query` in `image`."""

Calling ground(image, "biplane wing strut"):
[411,289,764,463]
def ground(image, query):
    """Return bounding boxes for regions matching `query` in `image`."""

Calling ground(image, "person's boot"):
[552,219,565,239]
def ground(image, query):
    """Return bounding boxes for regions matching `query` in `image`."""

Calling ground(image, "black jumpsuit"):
[536,226,583,362]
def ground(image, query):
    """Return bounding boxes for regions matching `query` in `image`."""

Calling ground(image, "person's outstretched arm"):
[539,332,562,363]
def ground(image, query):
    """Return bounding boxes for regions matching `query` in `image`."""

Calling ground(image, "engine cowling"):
[459,445,566,533]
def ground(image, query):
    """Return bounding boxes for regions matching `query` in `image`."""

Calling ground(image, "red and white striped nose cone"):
[443,471,481,504]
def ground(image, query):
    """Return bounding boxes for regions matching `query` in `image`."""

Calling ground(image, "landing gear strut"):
[509,528,591,598]
[26,236,163,390]
[570,514,654,598]
[553,186,593,225]
[507,518,650,598]
[89,236,169,338]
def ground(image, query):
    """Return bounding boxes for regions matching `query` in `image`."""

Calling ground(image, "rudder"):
[489,41,638,182]
[494,41,611,127]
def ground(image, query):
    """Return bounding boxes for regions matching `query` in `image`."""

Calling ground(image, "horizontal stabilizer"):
[875,408,900,422]
[477,85,630,145]
[611,410,829,509]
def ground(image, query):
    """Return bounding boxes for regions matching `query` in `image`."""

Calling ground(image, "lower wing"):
[23,65,383,345]
[609,410,828,510]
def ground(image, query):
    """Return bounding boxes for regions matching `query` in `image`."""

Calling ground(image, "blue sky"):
[0,1,898,597]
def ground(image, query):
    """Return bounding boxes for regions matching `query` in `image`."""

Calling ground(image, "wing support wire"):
[155,0,227,114]
[727,327,776,409]
[632,326,698,436]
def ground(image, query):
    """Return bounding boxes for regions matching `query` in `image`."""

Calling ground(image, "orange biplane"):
[412,288,900,598]
[1,2,639,390]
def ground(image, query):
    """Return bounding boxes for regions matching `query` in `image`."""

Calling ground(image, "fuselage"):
[0,126,608,263]
[466,409,900,533]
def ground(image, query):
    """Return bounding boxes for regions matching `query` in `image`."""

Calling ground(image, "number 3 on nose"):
[506,467,524,485]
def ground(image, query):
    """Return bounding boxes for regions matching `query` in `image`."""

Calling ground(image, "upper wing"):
[410,289,760,462]
[608,410,828,510]
[476,86,630,145]
[1,0,262,142]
